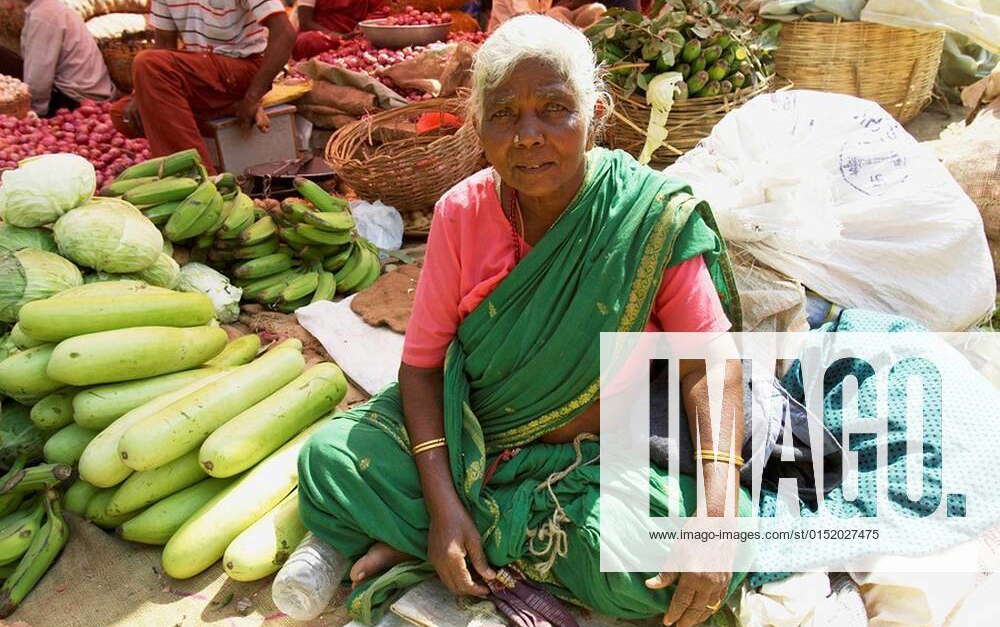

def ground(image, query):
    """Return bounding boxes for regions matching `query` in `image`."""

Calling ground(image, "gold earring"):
[514,134,520,143]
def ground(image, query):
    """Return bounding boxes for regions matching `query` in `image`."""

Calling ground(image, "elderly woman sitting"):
[299,14,748,627]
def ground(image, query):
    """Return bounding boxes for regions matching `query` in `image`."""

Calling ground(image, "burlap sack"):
[296,104,359,130]
[11,514,354,627]
[933,101,1000,241]
[382,42,476,98]
[295,59,409,111]
[298,82,377,117]
[350,264,421,334]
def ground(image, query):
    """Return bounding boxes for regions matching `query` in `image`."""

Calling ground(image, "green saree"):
[298,148,750,623]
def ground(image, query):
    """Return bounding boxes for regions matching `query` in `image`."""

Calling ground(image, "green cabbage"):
[0,248,83,323]
[88,253,181,289]
[177,262,242,323]
[0,401,46,470]
[0,154,96,227]
[0,334,17,362]
[53,197,163,273]
[0,224,57,253]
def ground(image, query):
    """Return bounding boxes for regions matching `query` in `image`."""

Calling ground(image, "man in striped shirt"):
[111,0,295,172]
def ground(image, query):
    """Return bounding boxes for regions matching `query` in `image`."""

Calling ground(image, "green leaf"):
[622,11,644,26]
[624,37,642,51]
[637,73,651,91]
[691,23,713,39]
[664,29,686,50]
[584,17,616,38]
[668,10,688,29]
[605,7,627,17]
[622,70,640,98]
[755,22,782,52]
[641,41,660,61]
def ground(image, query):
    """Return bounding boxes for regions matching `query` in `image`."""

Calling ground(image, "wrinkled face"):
[477,58,589,198]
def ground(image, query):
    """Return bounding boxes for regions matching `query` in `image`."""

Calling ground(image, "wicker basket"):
[325,98,485,213]
[773,19,944,124]
[604,74,776,167]
[0,90,29,119]
[99,31,155,93]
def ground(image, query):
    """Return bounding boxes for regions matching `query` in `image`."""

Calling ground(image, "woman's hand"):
[647,570,731,627]
[427,506,495,597]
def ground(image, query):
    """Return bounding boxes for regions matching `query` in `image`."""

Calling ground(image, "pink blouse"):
[402,168,731,369]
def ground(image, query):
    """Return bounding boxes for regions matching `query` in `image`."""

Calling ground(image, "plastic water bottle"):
[272,532,349,620]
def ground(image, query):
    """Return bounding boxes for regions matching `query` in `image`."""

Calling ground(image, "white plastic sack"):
[665,90,996,331]
[295,297,403,396]
[351,200,404,252]
[759,0,867,21]
[861,0,1000,53]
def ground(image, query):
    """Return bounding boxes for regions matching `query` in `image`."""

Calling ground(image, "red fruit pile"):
[382,7,451,26]
[448,31,488,46]
[0,100,150,189]
[311,36,426,75]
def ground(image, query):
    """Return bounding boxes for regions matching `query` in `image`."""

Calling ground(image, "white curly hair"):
[468,14,611,131]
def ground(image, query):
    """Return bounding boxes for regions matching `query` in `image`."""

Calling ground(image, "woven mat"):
[10,514,354,627]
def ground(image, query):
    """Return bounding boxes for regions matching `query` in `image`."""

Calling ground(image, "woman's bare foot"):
[350,542,414,586]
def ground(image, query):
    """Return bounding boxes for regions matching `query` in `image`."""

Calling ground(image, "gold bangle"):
[411,438,447,456]
[696,449,745,467]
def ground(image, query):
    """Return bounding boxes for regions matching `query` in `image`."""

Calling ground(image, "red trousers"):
[111,50,262,173]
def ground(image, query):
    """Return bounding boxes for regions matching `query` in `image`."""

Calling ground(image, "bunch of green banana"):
[0,490,68,617]
[101,150,245,246]
[227,178,381,309]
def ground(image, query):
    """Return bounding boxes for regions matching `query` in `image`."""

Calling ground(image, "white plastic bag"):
[665,90,996,331]
[759,0,867,21]
[861,0,1000,53]
[350,200,404,252]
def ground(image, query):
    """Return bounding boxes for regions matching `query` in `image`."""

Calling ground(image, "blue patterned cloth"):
[749,309,1000,586]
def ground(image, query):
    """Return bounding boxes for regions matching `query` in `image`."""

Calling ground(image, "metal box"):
[201,104,300,176]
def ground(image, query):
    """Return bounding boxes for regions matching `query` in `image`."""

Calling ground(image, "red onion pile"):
[448,31,488,46]
[382,7,451,26]
[0,100,150,189]
[310,36,428,75]
[302,31,486,101]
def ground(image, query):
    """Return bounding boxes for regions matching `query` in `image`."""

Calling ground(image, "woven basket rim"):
[773,17,944,124]
[325,97,473,169]
[779,17,941,33]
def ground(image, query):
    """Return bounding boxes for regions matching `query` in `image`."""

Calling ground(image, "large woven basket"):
[604,74,776,166]
[325,97,485,213]
[773,19,944,124]
[99,31,155,93]
[0,90,29,119]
